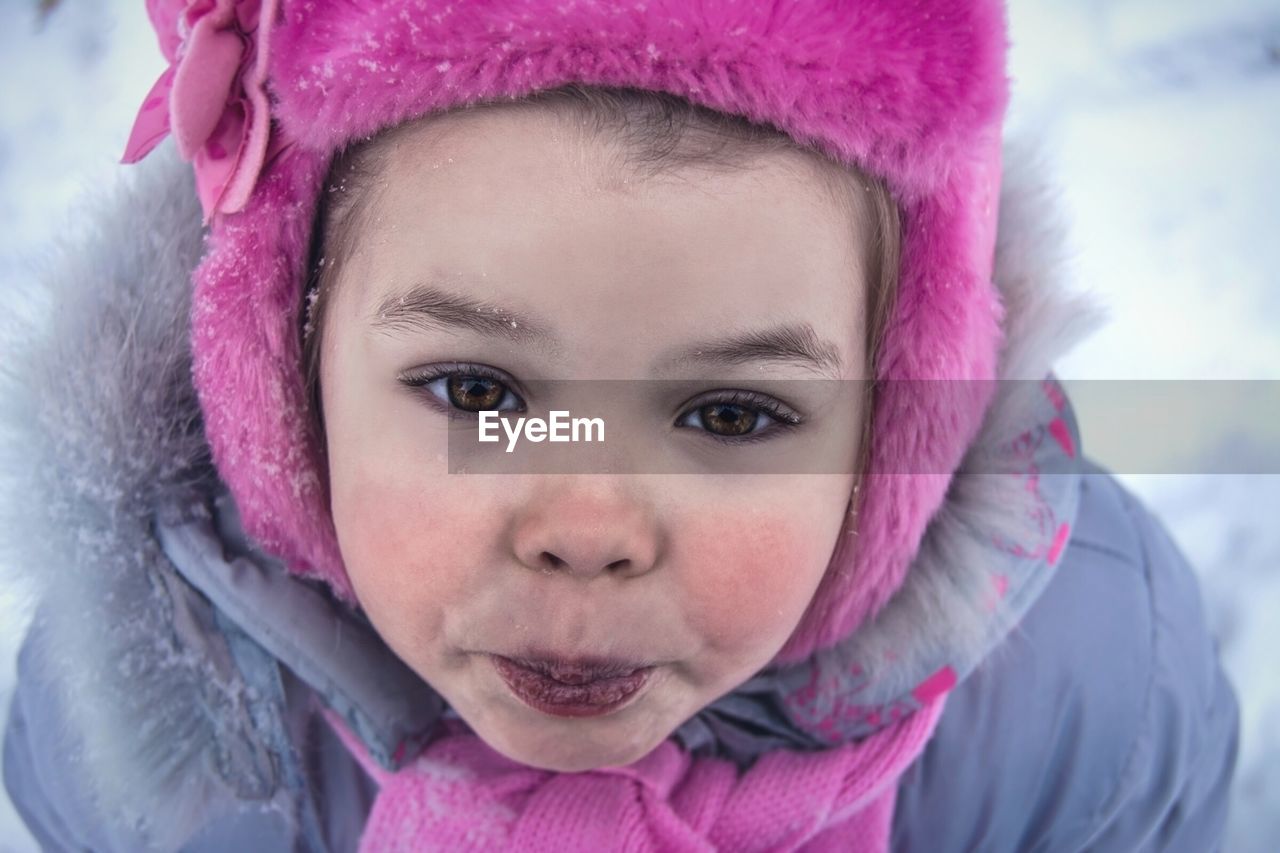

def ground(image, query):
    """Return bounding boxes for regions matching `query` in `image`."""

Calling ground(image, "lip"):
[489,652,654,718]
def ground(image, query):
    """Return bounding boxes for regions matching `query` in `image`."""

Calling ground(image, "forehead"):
[329,105,869,374]
[379,103,860,204]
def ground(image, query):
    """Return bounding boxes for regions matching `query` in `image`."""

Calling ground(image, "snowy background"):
[1,1,1277,850]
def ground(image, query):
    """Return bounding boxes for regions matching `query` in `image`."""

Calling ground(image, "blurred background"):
[1,1,1277,850]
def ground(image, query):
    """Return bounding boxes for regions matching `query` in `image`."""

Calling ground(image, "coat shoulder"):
[892,460,1240,852]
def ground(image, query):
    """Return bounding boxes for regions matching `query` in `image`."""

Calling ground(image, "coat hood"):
[0,137,1101,848]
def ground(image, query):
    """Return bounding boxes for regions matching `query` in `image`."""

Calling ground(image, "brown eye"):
[676,389,802,443]
[698,403,757,436]
[447,376,506,412]
[399,364,526,416]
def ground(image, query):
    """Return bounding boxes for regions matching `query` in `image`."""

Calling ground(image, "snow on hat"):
[124,0,1009,663]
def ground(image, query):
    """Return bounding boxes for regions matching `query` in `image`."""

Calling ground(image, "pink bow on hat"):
[122,0,282,221]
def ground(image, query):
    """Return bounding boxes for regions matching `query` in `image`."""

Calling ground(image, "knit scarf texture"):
[324,694,944,851]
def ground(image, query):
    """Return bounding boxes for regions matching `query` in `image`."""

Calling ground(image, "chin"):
[483,717,668,772]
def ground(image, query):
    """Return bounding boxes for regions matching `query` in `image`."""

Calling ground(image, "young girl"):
[1,0,1239,850]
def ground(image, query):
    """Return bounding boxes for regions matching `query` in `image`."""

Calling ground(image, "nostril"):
[536,552,632,575]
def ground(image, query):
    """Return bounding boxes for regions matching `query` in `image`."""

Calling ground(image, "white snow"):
[2,2,1277,850]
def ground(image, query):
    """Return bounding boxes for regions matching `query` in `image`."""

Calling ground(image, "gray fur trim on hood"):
[0,137,1103,849]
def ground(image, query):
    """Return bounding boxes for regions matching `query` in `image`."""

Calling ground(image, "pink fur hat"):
[127,0,1009,663]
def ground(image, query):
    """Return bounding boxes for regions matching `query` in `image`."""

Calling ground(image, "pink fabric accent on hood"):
[122,0,280,220]
[324,694,946,852]
[165,0,1012,663]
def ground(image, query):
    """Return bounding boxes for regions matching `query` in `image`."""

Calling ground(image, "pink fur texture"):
[188,0,1010,662]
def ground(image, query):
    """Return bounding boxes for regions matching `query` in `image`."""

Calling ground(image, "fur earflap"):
[785,136,1105,724]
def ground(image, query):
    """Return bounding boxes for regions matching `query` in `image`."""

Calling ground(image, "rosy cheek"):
[333,473,497,629]
[673,510,829,657]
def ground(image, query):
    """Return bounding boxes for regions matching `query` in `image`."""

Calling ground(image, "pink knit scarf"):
[325,694,945,852]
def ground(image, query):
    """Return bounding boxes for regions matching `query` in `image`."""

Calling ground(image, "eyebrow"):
[370,282,845,378]
[661,324,845,378]
[370,282,552,346]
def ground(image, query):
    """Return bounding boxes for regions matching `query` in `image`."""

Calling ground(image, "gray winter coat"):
[1,142,1239,851]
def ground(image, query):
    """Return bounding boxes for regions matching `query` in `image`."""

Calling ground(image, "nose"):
[510,476,660,580]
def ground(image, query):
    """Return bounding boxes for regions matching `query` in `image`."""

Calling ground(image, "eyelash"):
[397,363,803,444]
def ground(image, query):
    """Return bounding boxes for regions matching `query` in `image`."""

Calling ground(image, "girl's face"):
[320,108,869,771]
